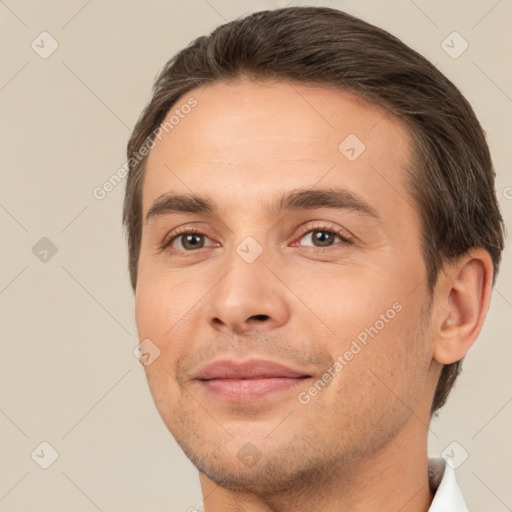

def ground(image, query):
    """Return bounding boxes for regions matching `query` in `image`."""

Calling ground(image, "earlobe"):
[432,249,494,365]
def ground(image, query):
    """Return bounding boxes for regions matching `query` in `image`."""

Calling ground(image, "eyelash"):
[159,222,353,256]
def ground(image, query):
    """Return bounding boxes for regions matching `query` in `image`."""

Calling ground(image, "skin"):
[134,78,493,512]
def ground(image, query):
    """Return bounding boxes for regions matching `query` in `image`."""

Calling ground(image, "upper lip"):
[194,358,312,380]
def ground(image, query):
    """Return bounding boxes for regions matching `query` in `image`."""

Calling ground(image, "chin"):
[182,441,329,496]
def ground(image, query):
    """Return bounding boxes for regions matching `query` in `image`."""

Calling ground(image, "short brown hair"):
[122,6,505,417]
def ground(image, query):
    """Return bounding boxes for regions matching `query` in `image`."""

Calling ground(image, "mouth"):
[194,358,312,402]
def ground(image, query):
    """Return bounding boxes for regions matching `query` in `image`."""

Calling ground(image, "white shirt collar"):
[428,456,469,511]
[194,456,469,512]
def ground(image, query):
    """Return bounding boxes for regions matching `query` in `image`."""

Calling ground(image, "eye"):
[159,228,216,254]
[295,223,353,251]
[173,233,207,250]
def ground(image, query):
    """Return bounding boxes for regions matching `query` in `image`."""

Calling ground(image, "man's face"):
[135,79,438,492]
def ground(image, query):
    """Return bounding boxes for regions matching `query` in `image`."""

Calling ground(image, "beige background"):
[1,0,511,510]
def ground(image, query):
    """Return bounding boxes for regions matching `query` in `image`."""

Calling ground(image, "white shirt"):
[194,456,468,512]
[428,456,469,511]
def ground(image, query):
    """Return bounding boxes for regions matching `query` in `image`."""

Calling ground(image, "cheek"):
[135,284,166,343]
[135,266,198,337]
[135,279,190,425]
[300,262,431,399]
[329,302,431,433]
[134,276,188,376]
[286,259,403,342]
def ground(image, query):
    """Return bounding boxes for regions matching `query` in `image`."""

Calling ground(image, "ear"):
[432,248,494,365]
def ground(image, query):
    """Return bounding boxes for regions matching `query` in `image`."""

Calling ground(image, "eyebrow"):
[144,187,379,225]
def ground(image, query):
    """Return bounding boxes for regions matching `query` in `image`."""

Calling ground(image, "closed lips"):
[194,359,312,380]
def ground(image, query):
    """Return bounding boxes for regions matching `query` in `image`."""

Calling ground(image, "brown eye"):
[176,233,205,250]
[299,228,351,248]
[159,224,223,257]
[309,230,338,247]
[160,229,213,253]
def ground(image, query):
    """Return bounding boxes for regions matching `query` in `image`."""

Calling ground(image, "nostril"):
[250,314,270,321]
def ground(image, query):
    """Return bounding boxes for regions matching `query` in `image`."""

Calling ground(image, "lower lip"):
[198,377,308,402]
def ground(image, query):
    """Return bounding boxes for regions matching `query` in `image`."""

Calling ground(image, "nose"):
[205,247,290,336]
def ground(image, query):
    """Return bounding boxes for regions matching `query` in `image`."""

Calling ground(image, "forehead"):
[142,78,415,221]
